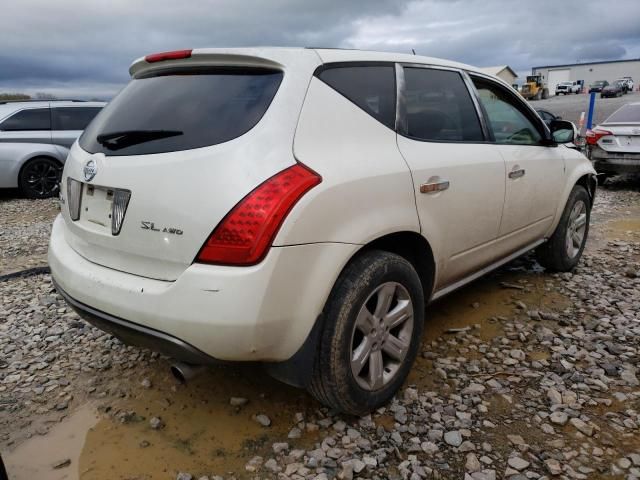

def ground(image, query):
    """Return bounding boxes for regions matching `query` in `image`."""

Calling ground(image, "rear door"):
[470,75,565,252]
[51,106,102,149]
[0,107,51,144]
[395,65,506,289]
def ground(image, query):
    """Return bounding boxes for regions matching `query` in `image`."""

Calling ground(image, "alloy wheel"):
[566,200,587,258]
[350,282,414,391]
[23,160,60,197]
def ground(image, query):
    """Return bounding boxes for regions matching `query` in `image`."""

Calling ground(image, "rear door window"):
[0,108,51,131]
[52,107,102,131]
[402,67,483,142]
[80,68,283,156]
[316,65,396,129]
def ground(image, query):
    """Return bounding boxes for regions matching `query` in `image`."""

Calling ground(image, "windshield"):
[603,104,640,124]
[80,68,283,156]
[593,81,606,86]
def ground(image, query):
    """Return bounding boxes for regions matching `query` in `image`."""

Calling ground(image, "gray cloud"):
[1,0,639,98]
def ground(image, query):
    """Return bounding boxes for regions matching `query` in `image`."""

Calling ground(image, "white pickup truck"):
[556,81,581,95]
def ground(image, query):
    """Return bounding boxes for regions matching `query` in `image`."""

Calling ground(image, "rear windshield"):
[603,104,640,124]
[80,68,283,156]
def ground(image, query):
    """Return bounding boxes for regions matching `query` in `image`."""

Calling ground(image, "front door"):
[395,66,506,290]
[470,76,565,252]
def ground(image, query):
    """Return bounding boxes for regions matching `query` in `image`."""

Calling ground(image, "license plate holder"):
[81,184,114,230]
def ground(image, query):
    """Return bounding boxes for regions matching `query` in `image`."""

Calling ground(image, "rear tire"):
[18,157,62,199]
[536,185,590,272]
[308,250,425,415]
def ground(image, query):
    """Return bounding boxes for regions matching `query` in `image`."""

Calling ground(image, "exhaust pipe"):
[170,362,205,383]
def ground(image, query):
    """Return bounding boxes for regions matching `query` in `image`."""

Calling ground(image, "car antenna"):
[411,49,416,55]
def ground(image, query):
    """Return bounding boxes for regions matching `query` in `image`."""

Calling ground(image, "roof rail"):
[0,99,88,105]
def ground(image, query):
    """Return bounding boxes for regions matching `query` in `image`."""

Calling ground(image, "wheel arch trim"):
[266,229,437,388]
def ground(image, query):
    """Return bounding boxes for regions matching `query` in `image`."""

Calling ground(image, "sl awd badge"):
[141,221,183,235]
[84,160,97,182]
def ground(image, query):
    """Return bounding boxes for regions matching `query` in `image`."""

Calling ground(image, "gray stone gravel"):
[0,272,159,446]
[1,180,639,479]
[0,197,58,274]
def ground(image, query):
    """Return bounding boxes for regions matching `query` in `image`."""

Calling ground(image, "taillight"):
[585,128,613,145]
[145,49,192,63]
[67,178,82,221]
[196,163,322,266]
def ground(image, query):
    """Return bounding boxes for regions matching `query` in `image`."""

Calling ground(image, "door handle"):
[420,179,450,194]
[508,168,525,179]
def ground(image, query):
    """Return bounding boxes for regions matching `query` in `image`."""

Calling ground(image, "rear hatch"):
[60,48,320,281]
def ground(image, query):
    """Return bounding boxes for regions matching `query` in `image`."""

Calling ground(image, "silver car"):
[0,100,104,198]
[587,101,640,178]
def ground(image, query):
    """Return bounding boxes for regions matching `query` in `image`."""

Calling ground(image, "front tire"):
[536,185,590,272]
[308,251,425,415]
[18,157,62,199]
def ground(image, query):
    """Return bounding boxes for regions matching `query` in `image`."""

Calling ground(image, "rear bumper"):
[54,279,218,364]
[592,150,640,174]
[49,214,358,362]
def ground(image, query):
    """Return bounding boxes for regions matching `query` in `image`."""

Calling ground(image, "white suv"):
[49,48,596,414]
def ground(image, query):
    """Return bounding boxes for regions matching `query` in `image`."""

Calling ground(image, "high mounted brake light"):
[585,128,613,145]
[145,49,192,63]
[196,163,322,266]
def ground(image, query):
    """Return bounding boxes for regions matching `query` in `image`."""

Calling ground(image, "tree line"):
[0,93,58,101]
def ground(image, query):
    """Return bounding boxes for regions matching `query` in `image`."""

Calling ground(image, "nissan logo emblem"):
[84,160,97,182]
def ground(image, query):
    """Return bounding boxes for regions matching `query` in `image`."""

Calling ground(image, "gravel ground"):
[0,196,58,276]
[1,180,640,480]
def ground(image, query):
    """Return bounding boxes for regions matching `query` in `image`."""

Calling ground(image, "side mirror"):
[550,119,575,144]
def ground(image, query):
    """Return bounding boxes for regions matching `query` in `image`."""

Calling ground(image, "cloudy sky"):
[2,0,640,99]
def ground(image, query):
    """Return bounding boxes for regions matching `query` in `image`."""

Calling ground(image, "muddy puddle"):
[4,262,570,479]
[4,404,98,480]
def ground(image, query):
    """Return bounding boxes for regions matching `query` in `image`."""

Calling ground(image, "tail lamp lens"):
[145,49,192,63]
[585,128,613,145]
[111,189,131,236]
[196,163,321,266]
[67,177,82,221]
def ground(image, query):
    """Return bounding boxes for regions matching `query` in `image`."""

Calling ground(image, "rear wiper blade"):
[96,130,183,150]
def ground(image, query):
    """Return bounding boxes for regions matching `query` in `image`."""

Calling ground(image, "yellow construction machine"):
[520,75,549,100]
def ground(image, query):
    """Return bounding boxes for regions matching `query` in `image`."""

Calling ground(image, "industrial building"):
[532,58,640,95]
[479,65,518,85]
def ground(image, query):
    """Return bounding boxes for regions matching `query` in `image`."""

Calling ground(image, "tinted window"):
[473,78,542,145]
[403,68,483,142]
[52,107,102,131]
[317,65,396,129]
[604,104,640,124]
[537,110,552,122]
[0,108,50,131]
[80,69,283,156]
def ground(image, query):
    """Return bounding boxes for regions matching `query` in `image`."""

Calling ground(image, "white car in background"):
[587,102,640,179]
[49,47,596,414]
[555,82,580,95]
[615,78,634,93]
